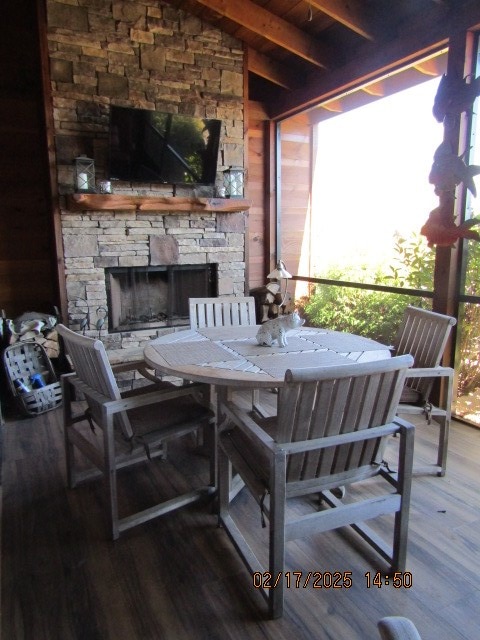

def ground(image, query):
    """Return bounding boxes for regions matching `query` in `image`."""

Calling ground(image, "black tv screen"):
[107,106,222,186]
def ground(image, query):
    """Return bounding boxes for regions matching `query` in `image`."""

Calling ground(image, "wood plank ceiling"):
[162,0,480,119]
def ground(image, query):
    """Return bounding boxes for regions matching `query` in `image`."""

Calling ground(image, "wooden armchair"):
[57,324,215,540]
[392,306,456,476]
[218,355,415,618]
[189,296,256,329]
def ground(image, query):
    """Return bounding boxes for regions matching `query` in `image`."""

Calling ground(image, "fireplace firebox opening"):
[105,264,218,332]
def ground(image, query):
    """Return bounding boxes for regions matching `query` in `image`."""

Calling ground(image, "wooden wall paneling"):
[264,120,277,279]
[37,0,67,320]
[243,48,250,296]
[247,100,269,290]
[0,0,58,318]
[279,114,311,303]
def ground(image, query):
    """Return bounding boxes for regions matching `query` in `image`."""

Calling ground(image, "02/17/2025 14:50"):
[365,571,413,588]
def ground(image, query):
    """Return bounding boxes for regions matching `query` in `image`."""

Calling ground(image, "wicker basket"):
[3,341,62,416]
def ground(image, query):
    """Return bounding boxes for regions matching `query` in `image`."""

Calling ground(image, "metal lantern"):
[223,166,245,198]
[267,259,292,306]
[74,156,96,193]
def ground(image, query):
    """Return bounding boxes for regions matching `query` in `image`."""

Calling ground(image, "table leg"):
[214,385,245,503]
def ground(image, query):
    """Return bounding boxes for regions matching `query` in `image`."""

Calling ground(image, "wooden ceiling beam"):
[307,53,447,126]
[270,0,480,118]
[247,47,294,89]
[307,0,375,40]
[190,0,332,69]
[414,57,445,76]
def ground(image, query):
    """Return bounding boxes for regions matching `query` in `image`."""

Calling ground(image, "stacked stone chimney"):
[46,0,247,352]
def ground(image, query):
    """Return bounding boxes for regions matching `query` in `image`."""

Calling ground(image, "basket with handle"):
[3,341,62,416]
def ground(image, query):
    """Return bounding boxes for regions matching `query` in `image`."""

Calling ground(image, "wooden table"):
[144,325,391,494]
[144,325,391,390]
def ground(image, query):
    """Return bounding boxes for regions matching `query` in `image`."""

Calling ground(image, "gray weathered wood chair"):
[189,295,256,329]
[189,295,260,412]
[57,324,215,540]
[392,306,456,476]
[378,616,422,640]
[218,355,415,619]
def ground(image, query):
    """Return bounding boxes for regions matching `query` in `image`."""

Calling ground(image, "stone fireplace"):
[105,263,217,331]
[61,197,248,353]
[47,0,247,354]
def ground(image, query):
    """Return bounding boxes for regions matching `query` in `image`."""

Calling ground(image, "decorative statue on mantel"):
[255,310,305,347]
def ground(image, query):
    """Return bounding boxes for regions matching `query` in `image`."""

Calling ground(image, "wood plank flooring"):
[1,392,480,640]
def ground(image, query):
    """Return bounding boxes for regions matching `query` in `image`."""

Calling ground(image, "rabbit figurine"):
[256,311,305,347]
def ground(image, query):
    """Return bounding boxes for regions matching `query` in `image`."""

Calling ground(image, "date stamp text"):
[252,570,413,589]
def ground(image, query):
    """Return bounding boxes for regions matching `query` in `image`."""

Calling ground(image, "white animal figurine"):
[256,311,305,347]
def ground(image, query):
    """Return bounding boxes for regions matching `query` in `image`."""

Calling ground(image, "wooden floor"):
[1,391,480,640]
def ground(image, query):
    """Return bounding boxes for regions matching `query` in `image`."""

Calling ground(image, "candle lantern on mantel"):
[74,156,96,193]
[223,166,245,198]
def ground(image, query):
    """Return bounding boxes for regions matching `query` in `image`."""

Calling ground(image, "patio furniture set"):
[52,300,455,620]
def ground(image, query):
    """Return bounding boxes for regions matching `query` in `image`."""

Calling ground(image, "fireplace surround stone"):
[62,205,247,353]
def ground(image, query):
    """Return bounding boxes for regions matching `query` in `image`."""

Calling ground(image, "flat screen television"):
[107,106,222,186]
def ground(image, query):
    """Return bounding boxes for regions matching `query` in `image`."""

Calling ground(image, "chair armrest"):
[111,360,168,384]
[109,382,211,414]
[61,371,78,383]
[70,378,210,416]
[392,415,415,429]
[221,399,277,455]
[406,366,453,379]
[110,360,146,374]
[62,360,158,383]
[280,422,405,455]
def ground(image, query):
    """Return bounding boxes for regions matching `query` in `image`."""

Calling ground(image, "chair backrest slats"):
[57,324,133,437]
[276,356,413,485]
[393,306,456,398]
[189,296,256,329]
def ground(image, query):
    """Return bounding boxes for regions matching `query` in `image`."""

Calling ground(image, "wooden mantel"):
[66,193,251,213]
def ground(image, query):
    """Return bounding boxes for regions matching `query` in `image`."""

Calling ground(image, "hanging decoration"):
[421,73,480,248]
[432,73,480,123]
[420,204,480,248]
[428,141,480,197]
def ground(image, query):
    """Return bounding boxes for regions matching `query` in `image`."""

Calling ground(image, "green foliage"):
[457,241,480,394]
[457,303,480,394]
[385,233,435,290]
[302,230,480,399]
[302,233,433,345]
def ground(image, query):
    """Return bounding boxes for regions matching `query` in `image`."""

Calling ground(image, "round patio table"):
[143,324,391,389]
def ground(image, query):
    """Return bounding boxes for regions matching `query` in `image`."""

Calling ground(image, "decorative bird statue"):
[80,316,89,335]
[95,306,107,337]
[432,73,480,123]
[428,141,480,197]
[420,205,480,247]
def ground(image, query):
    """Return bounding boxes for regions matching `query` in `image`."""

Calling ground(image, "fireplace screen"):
[105,264,217,332]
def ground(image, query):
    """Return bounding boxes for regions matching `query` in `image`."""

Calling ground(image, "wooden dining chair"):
[217,355,415,618]
[188,295,260,412]
[392,306,456,476]
[57,324,215,540]
[189,295,256,329]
